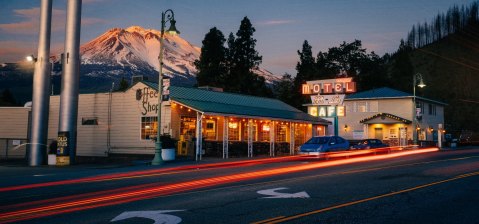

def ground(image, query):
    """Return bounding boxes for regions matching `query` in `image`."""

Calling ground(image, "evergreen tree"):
[388,40,414,93]
[226,16,267,96]
[273,73,295,106]
[225,32,236,79]
[194,27,227,87]
[295,40,316,84]
[292,40,317,109]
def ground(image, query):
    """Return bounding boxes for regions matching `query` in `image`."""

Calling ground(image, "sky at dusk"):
[0,0,475,76]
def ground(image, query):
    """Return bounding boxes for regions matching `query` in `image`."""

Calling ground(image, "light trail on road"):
[0,148,438,223]
[0,155,304,193]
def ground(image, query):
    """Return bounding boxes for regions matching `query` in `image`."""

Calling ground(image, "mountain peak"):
[80,26,199,76]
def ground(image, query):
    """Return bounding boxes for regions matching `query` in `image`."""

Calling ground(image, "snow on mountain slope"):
[80,26,200,78]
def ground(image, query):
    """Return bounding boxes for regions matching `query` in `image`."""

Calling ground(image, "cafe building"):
[0,81,331,160]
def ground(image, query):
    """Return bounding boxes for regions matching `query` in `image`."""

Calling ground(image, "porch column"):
[269,121,275,157]
[247,119,253,157]
[196,112,203,161]
[223,116,229,159]
[289,122,295,155]
[364,124,369,138]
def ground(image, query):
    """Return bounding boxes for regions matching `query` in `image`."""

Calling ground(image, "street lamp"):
[151,9,180,165]
[412,73,426,146]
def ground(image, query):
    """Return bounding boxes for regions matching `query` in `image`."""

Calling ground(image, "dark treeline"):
[406,1,478,48]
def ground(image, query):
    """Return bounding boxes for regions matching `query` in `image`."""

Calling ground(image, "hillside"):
[408,25,479,132]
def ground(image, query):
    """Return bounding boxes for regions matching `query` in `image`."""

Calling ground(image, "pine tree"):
[388,40,414,93]
[226,17,267,96]
[273,73,295,106]
[194,27,227,87]
[295,40,316,84]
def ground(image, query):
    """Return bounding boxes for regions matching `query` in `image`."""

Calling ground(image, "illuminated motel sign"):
[302,78,356,95]
[302,78,356,118]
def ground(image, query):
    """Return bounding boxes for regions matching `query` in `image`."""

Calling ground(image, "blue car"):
[350,139,389,150]
[299,136,350,155]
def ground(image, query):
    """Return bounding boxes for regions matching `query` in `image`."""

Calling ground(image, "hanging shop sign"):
[136,85,171,116]
[162,78,170,101]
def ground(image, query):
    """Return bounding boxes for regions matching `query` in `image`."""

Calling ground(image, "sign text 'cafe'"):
[302,78,356,118]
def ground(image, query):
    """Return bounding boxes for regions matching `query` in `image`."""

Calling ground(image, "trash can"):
[162,148,175,161]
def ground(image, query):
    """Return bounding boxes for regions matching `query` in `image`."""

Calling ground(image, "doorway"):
[374,128,383,140]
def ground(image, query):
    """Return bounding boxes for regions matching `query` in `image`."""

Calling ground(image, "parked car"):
[350,139,388,150]
[299,136,350,155]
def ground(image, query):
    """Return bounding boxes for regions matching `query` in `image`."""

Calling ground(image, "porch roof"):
[144,82,330,125]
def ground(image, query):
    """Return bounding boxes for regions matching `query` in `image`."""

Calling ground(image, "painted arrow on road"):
[111,210,185,224]
[257,187,310,199]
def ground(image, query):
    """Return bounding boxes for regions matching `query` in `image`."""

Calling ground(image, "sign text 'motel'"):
[302,78,356,95]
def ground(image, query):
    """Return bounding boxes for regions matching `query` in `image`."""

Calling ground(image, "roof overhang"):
[171,99,331,125]
[360,113,411,124]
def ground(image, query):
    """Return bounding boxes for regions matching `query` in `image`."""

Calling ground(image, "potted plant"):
[160,134,177,161]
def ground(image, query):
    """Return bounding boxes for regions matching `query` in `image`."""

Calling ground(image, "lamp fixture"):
[26,54,37,62]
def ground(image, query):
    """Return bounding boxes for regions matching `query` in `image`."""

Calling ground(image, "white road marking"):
[257,187,310,199]
[111,210,185,224]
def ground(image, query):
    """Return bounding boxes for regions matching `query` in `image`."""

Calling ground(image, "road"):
[0,147,478,224]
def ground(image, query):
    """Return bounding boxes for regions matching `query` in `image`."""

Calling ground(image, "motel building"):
[0,81,330,161]
[304,85,446,146]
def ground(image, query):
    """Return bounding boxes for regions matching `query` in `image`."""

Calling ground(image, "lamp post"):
[27,0,53,166]
[412,73,426,146]
[151,9,179,165]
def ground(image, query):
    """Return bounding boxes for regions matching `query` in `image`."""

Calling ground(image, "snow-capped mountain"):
[72,26,279,87]
[79,26,200,81]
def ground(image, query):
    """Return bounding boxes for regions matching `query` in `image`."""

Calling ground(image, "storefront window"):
[259,122,270,142]
[276,123,288,142]
[203,119,217,140]
[228,121,240,141]
[242,122,257,141]
[180,117,196,141]
[295,124,306,145]
[141,116,157,140]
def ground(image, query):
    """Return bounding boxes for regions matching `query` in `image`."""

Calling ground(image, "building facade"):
[337,87,446,146]
[0,81,330,160]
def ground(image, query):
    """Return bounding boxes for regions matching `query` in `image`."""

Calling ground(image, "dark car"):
[299,136,350,155]
[350,139,388,150]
